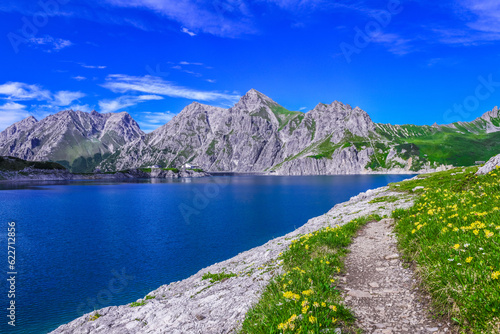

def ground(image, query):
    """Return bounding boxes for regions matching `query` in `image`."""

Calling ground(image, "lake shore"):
[0,167,208,182]
[50,181,417,334]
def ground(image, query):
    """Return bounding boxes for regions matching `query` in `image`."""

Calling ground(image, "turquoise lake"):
[0,174,412,333]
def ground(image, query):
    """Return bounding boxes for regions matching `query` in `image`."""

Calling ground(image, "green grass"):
[139,168,152,173]
[307,135,342,160]
[145,295,156,300]
[129,301,147,307]
[88,312,101,321]
[201,271,237,283]
[163,167,179,173]
[0,156,67,171]
[206,139,218,156]
[405,130,500,168]
[376,122,500,169]
[368,195,399,204]
[188,168,204,173]
[240,214,382,334]
[391,166,500,333]
[269,104,303,131]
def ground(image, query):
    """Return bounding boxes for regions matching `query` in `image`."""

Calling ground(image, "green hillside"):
[0,156,67,171]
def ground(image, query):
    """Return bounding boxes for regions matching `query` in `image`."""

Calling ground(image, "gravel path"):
[339,218,452,334]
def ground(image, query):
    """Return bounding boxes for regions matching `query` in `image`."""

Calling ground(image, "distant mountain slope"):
[99,89,377,173]
[372,107,500,170]
[99,90,500,174]
[1,90,499,174]
[0,110,143,172]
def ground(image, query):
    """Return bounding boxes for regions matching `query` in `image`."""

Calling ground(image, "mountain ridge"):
[1,89,499,174]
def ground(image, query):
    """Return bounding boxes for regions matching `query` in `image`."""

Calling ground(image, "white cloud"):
[0,102,30,131]
[29,36,73,52]
[428,1,500,45]
[462,0,500,33]
[102,74,240,102]
[79,63,107,69]
[138,111,176,132]
[181,27,196,36]
[72,76,87,81]
[206,79,216,83]
[104,0,256,37]
[0,82,87,109]
[143,111,175,123]
[53,91,86,106]
[98,95,164,113]
[179,61,204,66]
[69,104,94,113]
[371,33,413,55]
[0,82,51,101]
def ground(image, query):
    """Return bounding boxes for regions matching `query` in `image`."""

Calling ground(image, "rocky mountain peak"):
[480,106,500,122]
[25,115,38,123]
[0,115,38,139]
[312,101,353,113]
[233,89,278,112]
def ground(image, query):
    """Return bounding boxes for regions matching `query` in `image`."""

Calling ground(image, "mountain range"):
[1,89,499,174]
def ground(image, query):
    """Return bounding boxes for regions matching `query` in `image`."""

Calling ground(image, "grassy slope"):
[393,129,500,167]
[270,112,500,171]
[0,156,67,171]
[390,167,500,333]
[241,215,381,333]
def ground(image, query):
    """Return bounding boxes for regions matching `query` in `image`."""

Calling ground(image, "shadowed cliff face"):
[2,90,500,174]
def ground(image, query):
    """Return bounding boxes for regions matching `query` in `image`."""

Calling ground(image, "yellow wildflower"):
[302,289,313,296]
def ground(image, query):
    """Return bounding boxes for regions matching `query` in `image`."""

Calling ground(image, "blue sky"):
[0,0,500,132]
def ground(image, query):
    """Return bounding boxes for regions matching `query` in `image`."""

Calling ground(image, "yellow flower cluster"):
[301,289,313,296]
[283,291,301,301]
[277,314,298,330]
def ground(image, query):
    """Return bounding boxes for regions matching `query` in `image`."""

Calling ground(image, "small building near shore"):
[182,163,200,169]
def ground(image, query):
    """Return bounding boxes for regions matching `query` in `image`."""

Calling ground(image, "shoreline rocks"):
[0,167,208,182]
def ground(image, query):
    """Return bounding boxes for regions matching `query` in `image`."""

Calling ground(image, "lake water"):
[0,174,411,333]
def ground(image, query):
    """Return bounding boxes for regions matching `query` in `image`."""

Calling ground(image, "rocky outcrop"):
[0,166,74,181]
[49,185,416,334]
[476,153,500,175]
[274,146,374,175]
